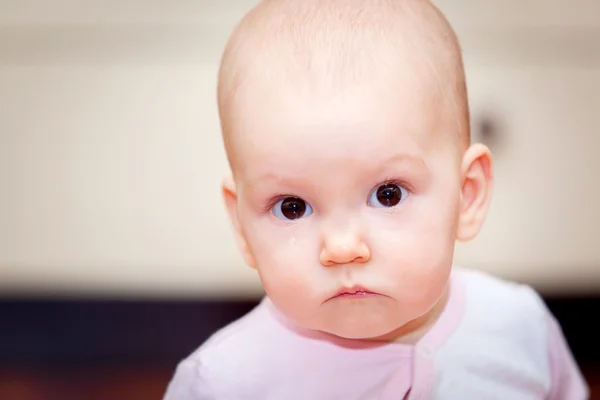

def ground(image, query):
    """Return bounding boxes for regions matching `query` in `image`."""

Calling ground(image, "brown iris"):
[280,197,307,220]
[376,184,403,207]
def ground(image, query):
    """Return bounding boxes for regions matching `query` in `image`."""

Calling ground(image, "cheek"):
[242,219,319,294]
[378,195,458,257]
[379,231,451,299]
[375,194,459,301]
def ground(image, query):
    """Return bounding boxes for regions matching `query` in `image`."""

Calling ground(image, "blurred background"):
[0,0,599,398]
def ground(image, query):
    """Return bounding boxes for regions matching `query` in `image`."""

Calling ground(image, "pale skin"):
[218,0,494,344]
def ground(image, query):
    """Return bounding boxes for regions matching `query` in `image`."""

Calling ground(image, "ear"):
[456,143,494,242]
[222,176,257,269]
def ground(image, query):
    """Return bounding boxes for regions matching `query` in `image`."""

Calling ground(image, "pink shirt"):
[163,268,589,399]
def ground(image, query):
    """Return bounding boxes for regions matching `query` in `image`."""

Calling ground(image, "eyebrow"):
[244,153,427,190]
[375,153,427,170]
[244,172,302,192]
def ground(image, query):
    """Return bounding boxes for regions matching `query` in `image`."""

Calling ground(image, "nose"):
[319,221,371,266]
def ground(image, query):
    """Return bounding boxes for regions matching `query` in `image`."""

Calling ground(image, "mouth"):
[329,286,380,300]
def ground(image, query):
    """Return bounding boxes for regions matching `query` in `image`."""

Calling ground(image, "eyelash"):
[263,178,413,212]
[263,194,296,213]
[371,178,413,197]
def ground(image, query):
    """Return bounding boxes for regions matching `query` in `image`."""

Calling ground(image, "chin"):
[316,312,407,341]
[325,326,394,340]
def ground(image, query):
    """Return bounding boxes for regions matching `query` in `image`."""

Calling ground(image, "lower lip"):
[333,291,378,299]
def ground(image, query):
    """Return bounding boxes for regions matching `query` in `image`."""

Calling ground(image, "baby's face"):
[225,79,464,340]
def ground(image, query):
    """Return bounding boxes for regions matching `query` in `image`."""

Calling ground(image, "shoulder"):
[449,267,555,371]
[428,269,553,396]
[163,299,297,399]
[431,268,587,398]
[455,266,549,326]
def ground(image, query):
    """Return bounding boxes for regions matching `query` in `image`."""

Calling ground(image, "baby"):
[164,0,588,398]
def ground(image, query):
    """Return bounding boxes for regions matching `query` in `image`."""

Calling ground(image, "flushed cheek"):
[244,223,324,303]
[391,263,449,307]
[375,224,453,305]
[258,260,324,325]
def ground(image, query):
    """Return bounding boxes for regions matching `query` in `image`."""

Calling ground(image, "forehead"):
[226,80,445,176]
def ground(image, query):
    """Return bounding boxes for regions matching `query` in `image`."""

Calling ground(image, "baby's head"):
[218,0,493,341]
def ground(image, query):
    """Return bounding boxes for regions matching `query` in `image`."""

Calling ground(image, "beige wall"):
[1,0,599,297]
[0,64,261,298]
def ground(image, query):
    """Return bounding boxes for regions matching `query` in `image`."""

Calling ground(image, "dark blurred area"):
[0,298,259,399]
[1,296,600,399]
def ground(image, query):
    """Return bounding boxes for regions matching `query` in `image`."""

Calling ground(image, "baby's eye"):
[272,197,313,220]
[368,183,409,208]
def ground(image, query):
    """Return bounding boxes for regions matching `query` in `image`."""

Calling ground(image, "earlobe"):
[456,143,494,242]
[222,176,257,269]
